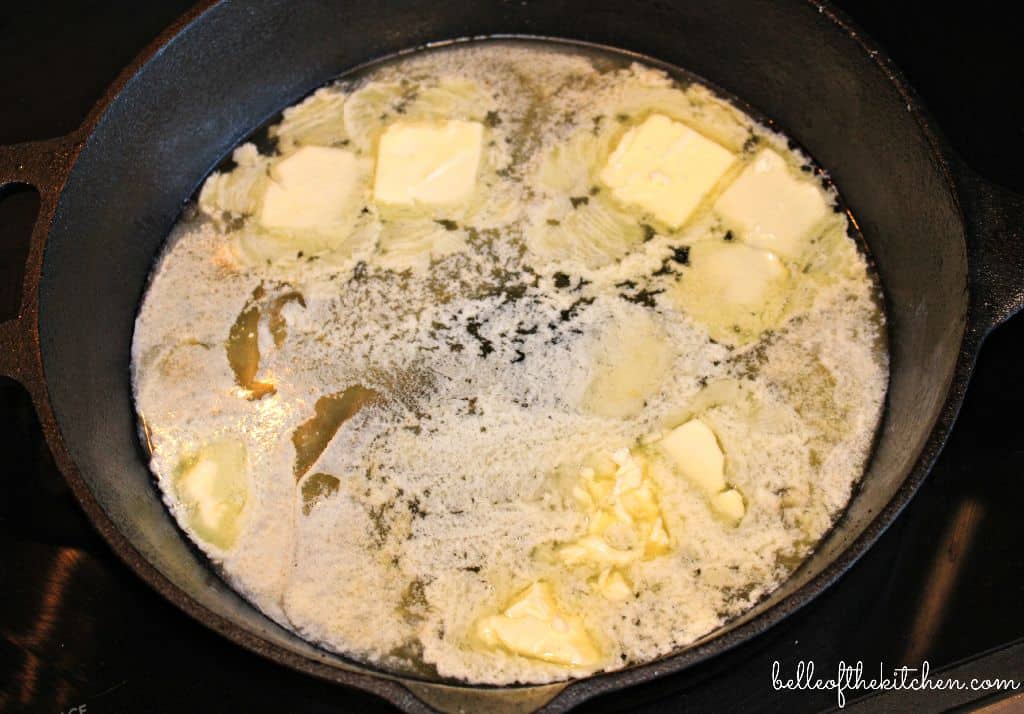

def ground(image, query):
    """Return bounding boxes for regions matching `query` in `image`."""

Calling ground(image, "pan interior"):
[130,38,886,685]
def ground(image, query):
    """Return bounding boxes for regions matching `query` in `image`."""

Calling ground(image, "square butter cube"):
[714,148,829,258]
[599,114,736,229]
[660,418,726,495]
[259,146,359,232]
[373,120,483,206]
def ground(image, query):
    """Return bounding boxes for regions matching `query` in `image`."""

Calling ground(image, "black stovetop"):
[2,3,1022,712]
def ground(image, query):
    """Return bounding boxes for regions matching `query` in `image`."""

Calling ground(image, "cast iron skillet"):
[1,1,1023,711]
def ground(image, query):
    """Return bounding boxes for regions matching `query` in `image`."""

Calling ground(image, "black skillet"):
[1,1,1022,711]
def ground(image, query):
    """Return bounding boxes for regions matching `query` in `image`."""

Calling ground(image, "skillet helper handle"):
[957,165,1024,337]
[0,135,78,387]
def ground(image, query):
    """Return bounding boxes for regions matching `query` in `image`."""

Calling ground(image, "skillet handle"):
[956,164,1024,337]
[0,134,79,392]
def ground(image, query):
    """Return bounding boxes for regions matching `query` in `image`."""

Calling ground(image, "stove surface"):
[1,3,1022,712]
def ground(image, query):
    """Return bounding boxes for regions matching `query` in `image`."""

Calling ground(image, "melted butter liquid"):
[292,385,380,480]
[226,285,276,399]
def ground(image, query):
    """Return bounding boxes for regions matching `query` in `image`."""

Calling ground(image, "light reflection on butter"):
[475,581,601,667]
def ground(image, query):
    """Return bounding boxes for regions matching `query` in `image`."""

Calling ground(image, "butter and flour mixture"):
[131,42,888,684]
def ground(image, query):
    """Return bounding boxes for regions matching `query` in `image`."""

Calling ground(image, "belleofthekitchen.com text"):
[771,659,1020,708]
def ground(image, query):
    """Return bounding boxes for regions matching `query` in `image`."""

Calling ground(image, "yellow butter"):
[259,146,360,233]
[581,314,673,419]
[373,120,483,206]
[560,535,641,567]
[558,449,673,580]
[712,488,746,525]
[475,582,601,666]
[599,114,735,229]
[671,239,790,344]
[595,569,632,601]
[714,148,829,259]
[660,418,725,494]
[658,418,746,525]
[696,241,788,307]
[175,439,249,549]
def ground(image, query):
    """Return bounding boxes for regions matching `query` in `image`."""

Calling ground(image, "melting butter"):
[373,120,484,207]
[175,439,249,549]
[292,386,380,481]
[133,44,889,686]
[259,146,361,236]
[581,313,673,419]
[594,569,632,601]
[658,418,746,525]
[475,581,601,667]
[559,449,671,594]
[714,148,829,259]
[198,143,271,220]
[659,418,724,493]
[711,488,746,524]
[271,87,349,154]
[672,240,790,344]
[599,113,735,229]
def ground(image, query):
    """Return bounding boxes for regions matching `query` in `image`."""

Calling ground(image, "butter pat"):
[599,114,736,229]
[175,440,248,549]
[476,582,601,667]
[660,419,725,494]
[714,148,829,258]
[373,120,483,206]
[659,418,746,525]
[259,146,360,233]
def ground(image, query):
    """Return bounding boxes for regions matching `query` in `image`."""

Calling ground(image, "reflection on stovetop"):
[1,2,1023,712]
